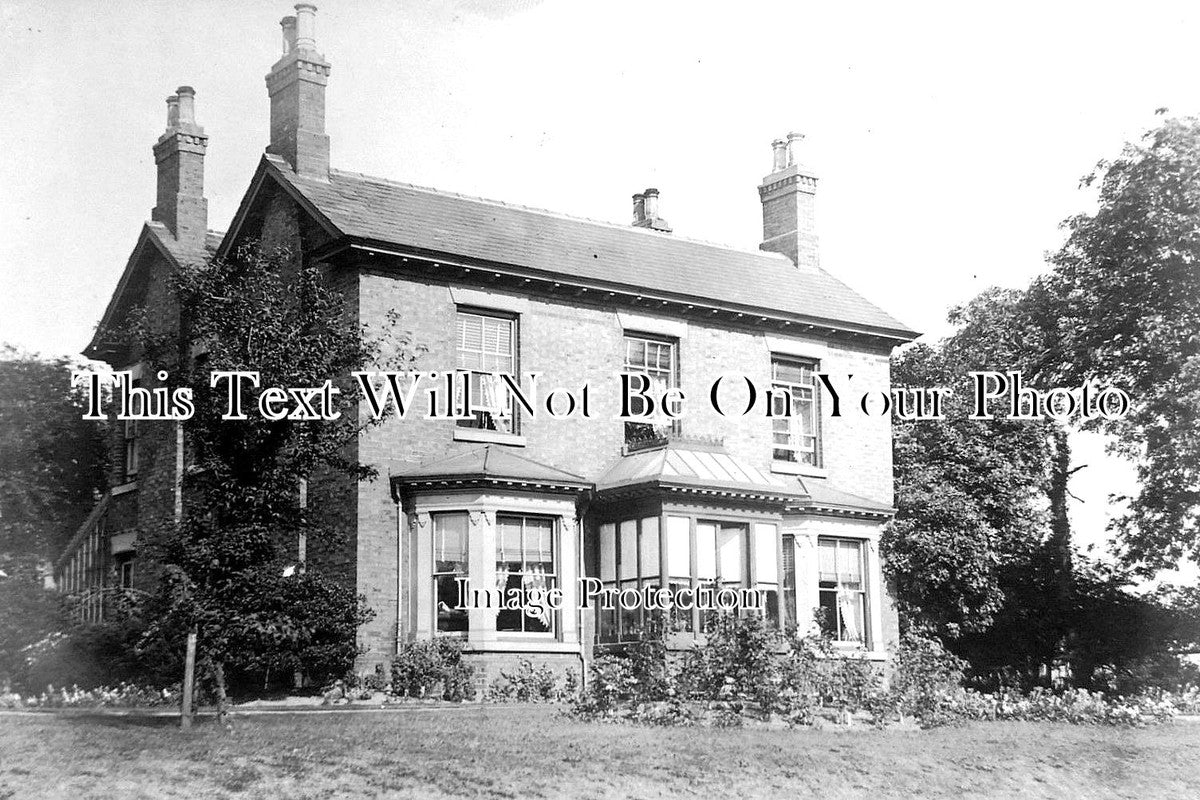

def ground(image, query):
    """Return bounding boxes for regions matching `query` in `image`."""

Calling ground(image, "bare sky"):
[0,0,1195,577]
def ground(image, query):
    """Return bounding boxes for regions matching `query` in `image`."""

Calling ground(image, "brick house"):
[60,4,918,681]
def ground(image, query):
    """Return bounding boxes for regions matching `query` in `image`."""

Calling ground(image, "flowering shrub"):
[390,639,475,701]
[8,682,181,709]
[486,659,561,703]
[571,621,1187,728]
[866,634,1184,728]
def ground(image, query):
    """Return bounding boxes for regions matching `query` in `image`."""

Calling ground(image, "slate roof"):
[596,441,805,500]
[84,223,224,360]
[795,478,895,516]
[593,440,892,514]
[262,156,917,340]
[392,445,589,489]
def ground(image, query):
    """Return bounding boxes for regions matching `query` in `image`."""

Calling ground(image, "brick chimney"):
[631,187,672,233]
[152,86,208,243]
[265,3,331,179]
[758,132,818,270]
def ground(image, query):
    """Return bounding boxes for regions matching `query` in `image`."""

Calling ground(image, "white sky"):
[0,0,1195,579]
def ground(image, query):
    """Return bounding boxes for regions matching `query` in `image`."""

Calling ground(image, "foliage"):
[886,310,1054,645]
[3,682,181,709]
[568,628,684,721]
[19,604,178,693]
[680,614,786,714]
[486,659,562,703]
[884,287,1197,691]
[866,632,1184,728]
[0,345,107,562]
[0,574,65,687]
[390,639,475,701]
[117,242,419,705]
[1040,115,1200,570]
[573,617,880,726]
[868,631,967,727]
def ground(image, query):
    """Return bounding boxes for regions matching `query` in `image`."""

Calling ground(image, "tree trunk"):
[213,660,229,725]
[1047,426,1074,682]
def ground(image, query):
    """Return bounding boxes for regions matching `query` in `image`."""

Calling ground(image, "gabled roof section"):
[391,445,590,494]
[85,222,222,360]
[239,155,917,341]
[596,440,805,502]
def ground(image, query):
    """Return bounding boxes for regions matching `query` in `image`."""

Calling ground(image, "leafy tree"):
[0,346,107,564]
[886,288,1095,686]
[1041,114,1200,572]
[886,307,1053,642]
[0,572,61,687]
[888,270,1197,689]
[127,243,419,711]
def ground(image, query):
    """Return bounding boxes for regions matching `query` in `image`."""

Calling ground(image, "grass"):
[0,705,1198,799]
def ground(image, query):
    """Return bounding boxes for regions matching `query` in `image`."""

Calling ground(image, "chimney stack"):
[631,187,672,233]
[152,86,208,244]
[265,3,331,179]
[758,131,818,270]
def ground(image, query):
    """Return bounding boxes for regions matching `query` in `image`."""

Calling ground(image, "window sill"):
[827,644,888,661]
[463,640,581,654]
[770,461,827,478]
[453,428,526,447]
[111,481,138,496]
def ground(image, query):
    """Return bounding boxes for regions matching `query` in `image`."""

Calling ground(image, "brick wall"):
[349,265,899,663]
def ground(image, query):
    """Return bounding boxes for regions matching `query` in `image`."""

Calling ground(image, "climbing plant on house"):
[127,242,422,709]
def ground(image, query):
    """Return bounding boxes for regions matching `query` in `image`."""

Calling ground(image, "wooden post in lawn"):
[181,630,197,730]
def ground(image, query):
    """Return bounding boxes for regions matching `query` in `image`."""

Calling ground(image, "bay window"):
[495,514,556,634]
[599,516,782,641]
[433,512,469,633]
[781,534,797,631]
[598,517,660,640]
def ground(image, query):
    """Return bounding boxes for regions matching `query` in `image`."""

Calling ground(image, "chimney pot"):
[632,192,646,224]
[642,187,660,219]
[786,131,804,166]
[631,187,671,232]
[165,94,180,129]
[294,3,317,51]
[280,15,297,54]
[771,138,787,172]
[176,86,196,126]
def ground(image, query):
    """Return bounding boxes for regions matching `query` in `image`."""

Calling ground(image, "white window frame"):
[771,357,821,467]
[622,332,679,445]
[495,513,558,636]
[432,512,470,635]
[817,536,870,646]
[455,309,519,434]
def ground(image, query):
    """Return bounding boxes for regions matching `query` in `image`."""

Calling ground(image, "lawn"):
[1,705,1197,799]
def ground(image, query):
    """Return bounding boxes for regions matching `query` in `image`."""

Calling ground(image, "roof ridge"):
[326,165,793,261]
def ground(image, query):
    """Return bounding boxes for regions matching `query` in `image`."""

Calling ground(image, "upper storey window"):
[622,333,678,447]
[456,310,518,434]
[771,357,820,467]
[123,376,141,480]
